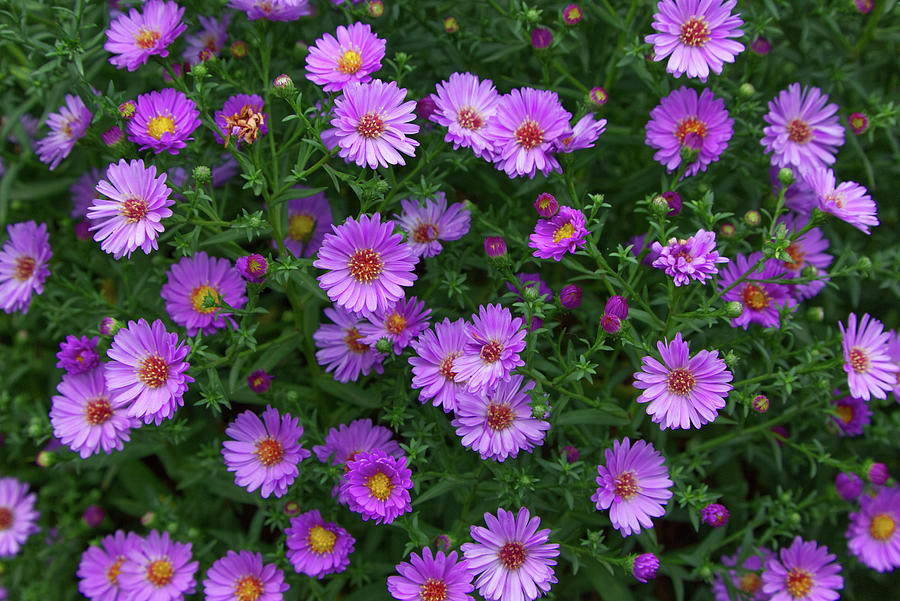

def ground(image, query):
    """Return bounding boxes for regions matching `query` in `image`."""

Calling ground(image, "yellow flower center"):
[234,575,263,601]
[785,568,813,599]
[337,49,362,74]
[870,513,896,541]
[308,525,337,554]
[147,115,175,140]
[146,559,173,587]
[288,214,315,242]
[190,285,222,314]
[366,471,393,501]
[553,222,575,243]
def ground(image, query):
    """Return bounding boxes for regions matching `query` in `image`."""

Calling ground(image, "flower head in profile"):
[429,72,501,159]
[388,546,475,601]
[761,537,843,601]
[410,318,469,412]
[313,306,385,383]
[285,509,355,579]
[160,252,248,336]
[645,0,745,80]
[214,94,268,148]
[77,530,144,601]
[104,0,187,71]
[553,114,607,153]
[340,449,413,525]
[839,313,898,401]
[831,394,871,436]
[805,167,878,234]
[394,193,471,258]
[359,295,431,354]
[0,221,52,314]
[592,437,674,536]
[203,550,289,601]
[0,476,40,557]
[461,507,559,601]
[283,189,333,259]
[710,547,774,601]
[228,0,312,21]
[645,87,734,177]
[528,205,588,261]
[306,22,385,92]
[651,229,728,286]
[182,14,230,65]
[846,486,900,573]
[718,252,796,329]
[126,89,201,155]
[454,304,526,393]
[118,530,198,601]
[34,94,92,170]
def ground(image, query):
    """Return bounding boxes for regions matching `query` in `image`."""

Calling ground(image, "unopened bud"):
[857,256,872,270]
[738,82,756,98]
[806,306,824,322]
[375,338,393,354]
[443,16,459,34]
[777,167,795,187]
[192,165,211,185]
[367,0,385,17]
[230,40,248,58]
[752,395,769,413]
[719,222,736,238]
[744,210,761,227]
[724,301,743,318]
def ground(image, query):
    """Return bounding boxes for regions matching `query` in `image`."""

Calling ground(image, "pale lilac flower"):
[761,537,843,601]
[34,94,92,170]
[410,318,469,412]
[839,313,898,401]
[553,114,607,153]
[104,0,187,71]
[0,476,39,557]
[305,22,385,92]
[846,486,900,573]
[182,14,230,65]
[0,221,52,314]
[387,547,475,601]
[228,0,312,21]
[313,306,385,383]
[359,295,431,354]
[454,304,526,393]
[394,193,471,258]
[202,550,289,601]
[77,530,143,601]
[118,530,198,601]
[651,229,728,286]
[285,509,355,579]
[805,167,878,234]
[718,252,796,329]
[429,72,501,158]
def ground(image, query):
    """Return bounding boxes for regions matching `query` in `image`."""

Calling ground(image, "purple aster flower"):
[410,318,469,412]
[87,159,174,259]
[806,167,878,234]
[312,418,402,470]
[761,537,843,601]
[34,94,92,170]
[451,375,550,461]
[126,89,200,155]
[718,252,796,329]
[645,0,744,81]
[461,507,559,601]
[633,332,734,429]
[313,306,385,383]
[651,229,728,286]
[534,193,558,218]
[589,86,609,106]
[840,313,898,401]
[387,547,475,601]
[429,72,501,159]
[835,472,863,501]
[77,530,144,601]
[325,79,420,168]
[160,251,248,337]
[222,405,310,498]
[0,476,39,557]
[119,530,198,601]
[528,205,588,261]
[214,94,268,148]
[559,284,582,309]
[563,445,580,463]
[50,366,137,459]
[104,0,186,70]
[203,550,289,601]
[340,449,413,525]
[847,486,900,572]
[711,547,773,601]
[454,304,527,393]
[228,0,311,20]
[283,189,333,259]
[305,22,385,92]
[182,14,230,65]
[105,318,193,426]
[832,394,871,436]
[486,87,571,178]
[0,221,52,314]
[394,192,471,258]
[359,295,431,354]
[592,437,674,537]
[761,83,845,175]
[662,190,682,215]
[778,214,832,300]
[645,87,734,177]
[71,168,102,219]
[285,509,355,579]
[702,503,730,527]
[248,369,272,393]
[633,553,659,583]
[236,253,268,283]
[313,213,417,314]
[55,335,100,375]
[554,113,607,153]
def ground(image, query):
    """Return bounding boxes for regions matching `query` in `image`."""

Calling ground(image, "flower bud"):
[237,254,268,283]
[273,74,295,98]
[752,394,769,413]
[435,534,451,552]
[604,295,629,319]
[559,284,582,309]
[719,222,736,238]
[857,256,872,271]
[589,86,608,106]
[118,101,136,120]
[600,314,621,334]
[367,0,385,17]
[284,501,301,516]
[868,462,890,485]
[750,36,771,55]
[524,8,541,22]
[247,370,272,393]
[848,112,869,135]
[375,337,393,354]
[663,191,682,216]
[855,0,874,14]
[738,82,755,98]
[484,236,507,258]
[805,306,824,322]
[416,96,437,120]
[141,512,156,526]
[744,209,761,227]
[724,301,743,318]
[531,28,552,49]
[650,194,669,217]
[443,16,459,34]
[534,192,558,218]
[190,62,208,78]
[777,167,795,187]
[563,445,579,463]
[74,221,92,241]
[230,40,248,58]
[563,4,583,25]
[835,472,862,501]
[679,143,700,164]
[35,450,55,468]
[192,165,211,185]
[701,503,729,527]
[632,553,659,583]
[100,317,120,336]
[83,505,105,527]
[101,125,124,147]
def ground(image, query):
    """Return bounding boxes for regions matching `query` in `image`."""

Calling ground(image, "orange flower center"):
[614,471,639,500]
[337,49,362,74]
[135,28,161,49]
[553,222,575,243]
[234,575,263,601]
[457,106,484,130]
[288,213,315,242]
[147,115,175,140]
[498,541,527,570]
[120,196,149,223]
[107,556,125,586]
[366,470,393,500]
[255,437,284,467]
[741,284,770,311]
[514,119,544,150]
[347,248,383,283]
[666,367,696,395]
[412,222,439,243]
[385,312,407,335]
[738,572,762,594]
[356,112,385,138]
[679,16,710,47]
[487,402,515,431]
[480,340,502,363]
[308,525,337,554]
[869,513,896,541]
[675,117,707,145]
[190,284,222,314]
[85,397,114,426]
[835,404,854,424]
[0,507,12,530]
[439,353,460,381]
[849,347,869,373]
[138,354,168,388]
[13,256,35,281]
[146,559,173,587]
[343,327,369,353]
[785,568,813,599]
[420,577,448,601]
[788,119,812,144]
[784,243,807,271]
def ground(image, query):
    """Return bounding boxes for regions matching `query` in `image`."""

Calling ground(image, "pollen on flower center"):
[666,367,696,395]
[13,256,35,281]
[741,284,770,311]
[553,222,576,243]
[146,559,174,587]
[223,105,265,147]
[106,556,125,585]
[356,111,385,139]
[85,397,114,426]
[0,507,12,530]
[343,327,369,353]
[120,196,149,223]
[288,213,315,242]
[480,340,503,363]
[135,28,161,49]
[385,312,407,335]
[147,115,175,140]
[835,404,854,424]
[487,402,515,431]
[439,352,460,381]
[308,525,337,554]
[336,49,362,74]
[347,248,384,282]
[823,192,844,208]
[787,118,812,144]
[456,106,484,130]
[234,575,264,601]
[849,347,869,373]
[676,117,708,145]
[255,437,285,467]
[679,16,710,47]
[514,119,544,150]
[498,541,527,570]
[138,354,169,388]
[784,243,807,271]
[738,572,762,594]
[412,222,439,243]
[420,577,449,601]
[190,284,222,314]
[614,470,639,500]
[785,568,813,598]
[869,513,896,541]
[366,470,393,500]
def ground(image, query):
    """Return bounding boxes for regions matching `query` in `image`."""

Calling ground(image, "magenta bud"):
[559,284,582,309]
[835,472,863,501]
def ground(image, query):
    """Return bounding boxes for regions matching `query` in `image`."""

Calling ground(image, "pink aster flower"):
[452,375,550,462]
[313,213,417,314]
[119,530,198,601]
[126,89,200,155]
[805,167,878,234]
[645,87,734,177]
[0,476,39,557]
[77,530,143,601]
[213,94,268,148]
[832,394,871,436]
[429,72,501,159]
[340,449,413,525]
[87,159,174,259]
[761,83,845,175]
[485,87,571,178]
[711,547,774,601]
[285,509,355,579]
[761,537,843,601]
[325,79,420,169]
[160,252,248,336]
[222,405,310,498]
[228,0,312,21]
[0,221,52,314]
[313,306,385,383]
[182,14,230,65]
[645,0,745,81]
[105,318,193,426]
[592,437,674,537]
[847,486,900,573]
[461,507,559,601]
[104,0,186,71]
[387,547,475,601]
[718,252,796,329]
[410,318,469,412]
[305,22,385,92]
[633,332,734,430]
[553,114,607,153]
[394,192,471,258]
[50,366,137,459]
[839,313,898,401]
[203,550,288,601]
[651,229,728,286]
[778,214,832,300]
[359,295,431,354]
[454,303,526,393]
[283,189,333,258]
[34,94,92,170]
[528,205,588,261]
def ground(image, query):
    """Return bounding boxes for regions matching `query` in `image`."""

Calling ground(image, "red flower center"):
[135,28,161,49]
[85,397,114,426]
[675,117,707,145]
[190,284,222,314]
[787,119,812,144]
[343,327,369,353]
[356,112,385,139]
[439,352,460,381]
[785,568,813,599]
[337,49,362,74]
[420,577,448,601]
[784,243,807,271]
[146,559,173,587]
[120,196,149,223]
[480,340,503,363]
[255,437,285,467]
[138,354,169,388]
[0,507,12,530]
[679,16,710,47]
[308,525,337,554]
[849,347,869,373]
[614,470,639,500]
[412,222,439,243]
[289,213,315,242]
[514,119,544,150]
[498,541,527,570]
[385,312,407,335]
[13,256,35,281]
[106,556,125,585]
[234,575,264,601]
[456,106,484,130]
[347,248,383,283]
[366,470,393,500]
[738,572,762,594]
[869,513,897,541]
[487,402,515,431]
[741,284,770,311]
[666,367,696,395]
